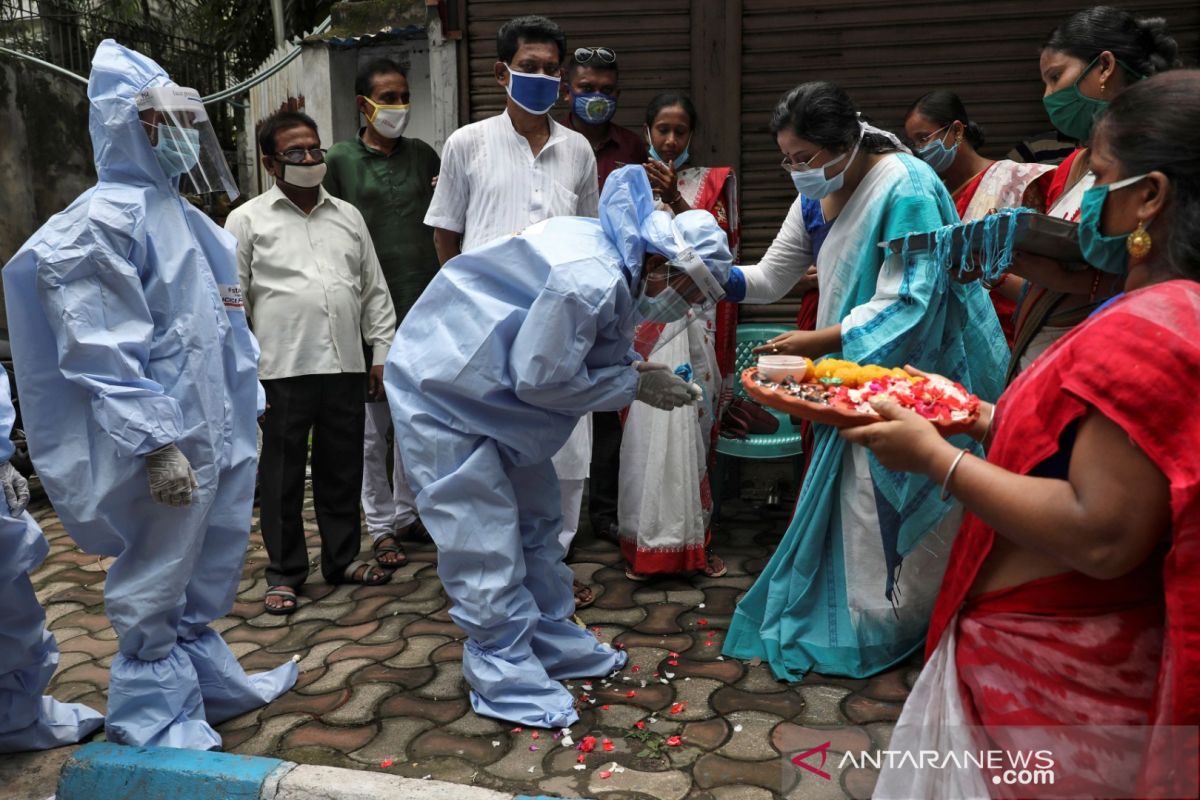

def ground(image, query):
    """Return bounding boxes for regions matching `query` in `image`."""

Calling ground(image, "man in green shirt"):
[324,57,440,571]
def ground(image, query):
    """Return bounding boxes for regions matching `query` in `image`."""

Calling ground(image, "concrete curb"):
[56,743,587,800]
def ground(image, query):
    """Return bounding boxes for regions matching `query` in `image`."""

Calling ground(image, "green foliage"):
[182,0,336,81]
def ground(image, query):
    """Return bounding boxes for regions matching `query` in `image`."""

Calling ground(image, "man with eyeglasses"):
[226,110,397,615]
[424,14,601,612]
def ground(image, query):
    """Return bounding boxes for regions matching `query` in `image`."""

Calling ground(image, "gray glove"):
[635,364,703,410]
[0,461,29,516]
[146,443,198,507]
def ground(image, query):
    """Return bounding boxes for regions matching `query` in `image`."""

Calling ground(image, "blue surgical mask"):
[504,65,560,115]
[152,124,200,178]
[637,285,692,323]
[789,136,861,200]
[572,91,617,125]
[916,126,957,174]
[646,128,690,170]
[1078,173,1149,275]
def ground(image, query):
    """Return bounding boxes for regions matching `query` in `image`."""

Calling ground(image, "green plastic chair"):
[716,323,805,460]
[711,323,805,515]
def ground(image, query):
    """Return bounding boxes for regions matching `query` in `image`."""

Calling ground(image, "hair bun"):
[1135,15,1182,74]
[964,121,986,150]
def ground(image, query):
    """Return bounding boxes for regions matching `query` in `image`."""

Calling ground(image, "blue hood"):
[88,39,177,189]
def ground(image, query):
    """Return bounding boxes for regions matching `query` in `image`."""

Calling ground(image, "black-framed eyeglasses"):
[574,46,616,65]
[274,147,327,165]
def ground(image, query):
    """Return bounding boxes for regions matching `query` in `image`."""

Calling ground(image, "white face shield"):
[136,86,238,200]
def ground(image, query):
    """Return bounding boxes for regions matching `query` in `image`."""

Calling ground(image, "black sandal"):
[264,586,298,616]
[372,535,407,570]
[341,559,392,586]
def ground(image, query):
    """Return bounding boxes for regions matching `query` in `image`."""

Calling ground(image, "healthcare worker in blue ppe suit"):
[0,371,105,752]
[2,40,297,750]
[386,165,732,728]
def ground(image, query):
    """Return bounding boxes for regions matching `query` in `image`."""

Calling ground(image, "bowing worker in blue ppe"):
[2,40,297,750]
[386,165,732,728]
[0,371,105,752]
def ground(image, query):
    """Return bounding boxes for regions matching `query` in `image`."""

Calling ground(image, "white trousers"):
[362,400,418,542]
[552,415,592,555]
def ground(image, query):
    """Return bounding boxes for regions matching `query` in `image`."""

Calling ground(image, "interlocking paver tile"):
[862,666,912,702]
[378,693,469,725]
[587,764,692,800]
[409,729,507,764]
[27,492,904,799]
[351,664,436,691]
[260,686,350,720]
[712,685,806,719]
[327,640,406,664]
[693,753,798,795]
[383,635,450,668]
[715,711,782,760]
[283,720,378,752]
[227,712,308,755]
[682,717,729,750]
[772,722,872,757]
[841,693,903,724]
[347,716,435,764]
[672,657,745,685]
[321,683,396,725]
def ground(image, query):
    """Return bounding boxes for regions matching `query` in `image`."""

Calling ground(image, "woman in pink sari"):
[619,93,740,579]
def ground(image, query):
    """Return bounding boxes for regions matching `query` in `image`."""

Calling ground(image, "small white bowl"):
[757,355,809,382]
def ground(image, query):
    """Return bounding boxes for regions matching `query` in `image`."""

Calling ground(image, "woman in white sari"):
[719,82,1008,679]
[619,93,739,580]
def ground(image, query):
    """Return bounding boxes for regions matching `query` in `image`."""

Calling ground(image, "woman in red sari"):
[904,90,1054,346]
[1002,6,1180,382]
[852,71,1200,799]
[619,93,740,579]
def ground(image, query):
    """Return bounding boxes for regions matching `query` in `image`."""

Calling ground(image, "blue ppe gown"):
[386,166,732,727]
[2,40,296,750]
[0,371,105,753]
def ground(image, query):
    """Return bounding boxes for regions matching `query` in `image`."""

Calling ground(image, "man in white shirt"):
[226,110,398,615]
[424,14,601,610]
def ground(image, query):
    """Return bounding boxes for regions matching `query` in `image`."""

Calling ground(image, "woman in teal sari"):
[720,82,1008,679]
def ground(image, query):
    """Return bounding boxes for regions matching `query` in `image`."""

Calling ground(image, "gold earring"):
[1126,221,1152,259]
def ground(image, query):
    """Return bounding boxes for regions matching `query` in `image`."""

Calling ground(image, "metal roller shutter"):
[738,0,1199,322]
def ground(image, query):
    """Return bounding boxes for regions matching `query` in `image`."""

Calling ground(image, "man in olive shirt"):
[324,58,440,570]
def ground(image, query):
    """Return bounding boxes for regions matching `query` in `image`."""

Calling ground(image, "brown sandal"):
[573,578,596,609]
[372,535,407,570]
[703,552,728,578]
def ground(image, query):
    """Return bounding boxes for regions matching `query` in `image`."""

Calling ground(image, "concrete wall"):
[0,61,94,271]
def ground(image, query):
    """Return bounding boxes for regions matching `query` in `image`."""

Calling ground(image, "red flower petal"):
[602,739,614,752]
[670,702,686,714]
[379,759,394,768]
[666,735,683,747]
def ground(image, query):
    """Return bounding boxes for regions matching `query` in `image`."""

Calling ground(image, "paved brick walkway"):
[26,492,916,800]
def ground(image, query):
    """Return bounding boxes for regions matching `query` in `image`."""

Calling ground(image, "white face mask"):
[280,162,327,188]
[367,100,410,139]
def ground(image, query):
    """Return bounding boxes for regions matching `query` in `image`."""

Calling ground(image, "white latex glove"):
[0,461,30,516]
[146,443,199,507]
[636,367,702,410]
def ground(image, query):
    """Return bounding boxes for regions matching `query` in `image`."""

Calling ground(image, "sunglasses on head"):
[574,46,616,65]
